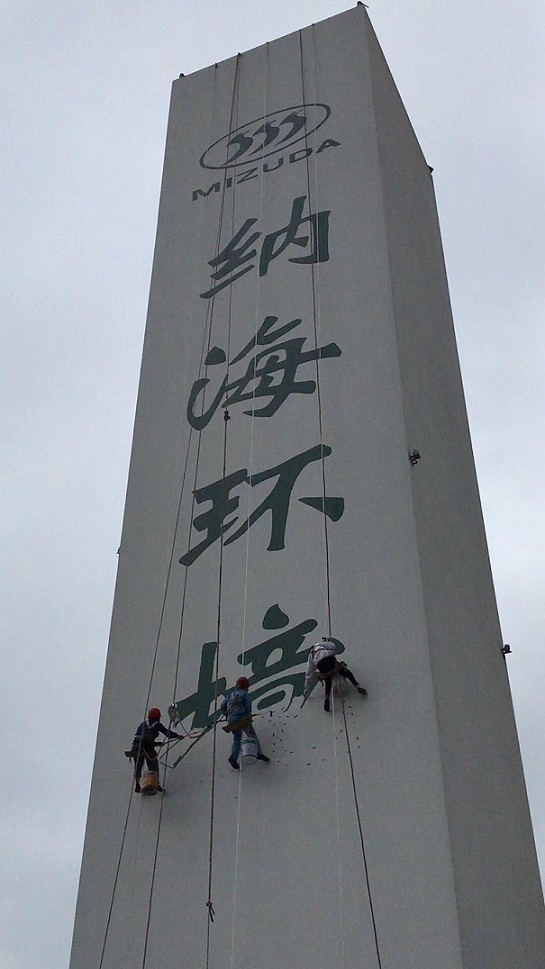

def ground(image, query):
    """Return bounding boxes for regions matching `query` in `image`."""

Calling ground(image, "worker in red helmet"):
[130,708,183,793]
[220,676,270,770]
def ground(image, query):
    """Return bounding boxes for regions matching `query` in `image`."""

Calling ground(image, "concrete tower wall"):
[70,9,545,969]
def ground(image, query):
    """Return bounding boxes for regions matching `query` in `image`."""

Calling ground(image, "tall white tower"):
[70,8,545,969]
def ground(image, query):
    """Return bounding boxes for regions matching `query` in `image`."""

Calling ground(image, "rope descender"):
[206,900,216,923]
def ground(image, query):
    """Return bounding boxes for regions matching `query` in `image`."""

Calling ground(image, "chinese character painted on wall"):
[187,315,341,429]
[179,444,344,568]
[199,195,330,299]
[169,603,345,728]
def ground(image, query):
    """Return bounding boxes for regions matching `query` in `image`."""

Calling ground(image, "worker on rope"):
[130,708,183,793]
[304,638,367,712]
[221,676,270,770]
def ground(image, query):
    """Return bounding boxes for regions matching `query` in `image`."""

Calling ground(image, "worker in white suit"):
[304,638,367,712]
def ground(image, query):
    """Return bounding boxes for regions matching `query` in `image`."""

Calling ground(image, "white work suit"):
[304,640,337,696]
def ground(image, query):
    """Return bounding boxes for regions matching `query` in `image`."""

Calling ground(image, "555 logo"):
[194,103,340,200]
[200,103,331,169]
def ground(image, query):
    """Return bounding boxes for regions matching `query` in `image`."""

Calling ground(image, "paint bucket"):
[141,771,159,795]
[240,736,258,764]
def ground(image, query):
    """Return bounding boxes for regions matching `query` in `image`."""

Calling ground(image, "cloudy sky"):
[1,1,543,966]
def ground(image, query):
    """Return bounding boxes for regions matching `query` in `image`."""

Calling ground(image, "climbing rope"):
[98,333,205,967]
[228,44,270,969]
[331,693,348,969]
[98,778,138,969]
[96,54,244,969]
[298,28,383,969]
[298,34,351,969]
[205,406,231,968]
[203,54,242,969]
[299,28,332,640]
[146,54,243,969]
[340,693,383,968]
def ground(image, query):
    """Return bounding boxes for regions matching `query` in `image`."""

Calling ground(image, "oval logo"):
[200,103,331,170]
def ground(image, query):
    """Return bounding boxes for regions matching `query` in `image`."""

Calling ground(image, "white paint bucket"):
[240,736,258,764]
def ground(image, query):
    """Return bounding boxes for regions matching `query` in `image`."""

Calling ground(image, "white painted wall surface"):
[70,9,545,969]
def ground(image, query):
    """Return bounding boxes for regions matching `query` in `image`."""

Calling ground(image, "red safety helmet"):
[148,707,161,721]
[236,676,250,690]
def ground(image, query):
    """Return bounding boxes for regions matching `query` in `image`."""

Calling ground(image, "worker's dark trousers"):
[132,745,159,781]
[317,656,359,700]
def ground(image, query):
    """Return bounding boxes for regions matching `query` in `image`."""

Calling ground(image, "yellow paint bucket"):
[141,771,159,796]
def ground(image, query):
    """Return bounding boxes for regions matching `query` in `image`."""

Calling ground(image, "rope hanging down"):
[298,29,332,641]
[205,407,231,949]
[204,51,243,969]
[298,32,346,969]
[340,693,383,969]
[228,46,270,969]
[98,54,244,969]
[298,29,383,969]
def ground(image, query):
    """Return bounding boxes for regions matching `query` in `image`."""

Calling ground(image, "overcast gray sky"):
[1,2,544,966]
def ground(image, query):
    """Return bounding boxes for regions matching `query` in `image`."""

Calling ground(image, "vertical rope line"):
[141,783,169,969]
[299,29,343,969]
[98,779,137,969]
[138,383,198,720]
[169,86,242,699]
[127,790,144,953]
[141,52,237,723]
[167,75,239,751]
[130,53,243,969]
[100,292,202,969]
[340,694,383,969]
[331,692,347,969]
[299,28,382,969]
[239,39,268,666]
[229,783,244,968]
[98,55,243,969]
[229,41,270,969]
[170,257,224,719]
[204,53,242,969]
[306,26,328,633]
[205,406,230,938]
[141,351,214,969]
[99,170,216,969]
[168,60,237,716]
[298,29,332,637]
[170,289,224,708]
[141,118,234,969]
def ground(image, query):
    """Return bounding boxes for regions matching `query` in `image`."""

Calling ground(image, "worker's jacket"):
[132,718,176,755]
[220,687,252,725]
[304,641,336,692]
